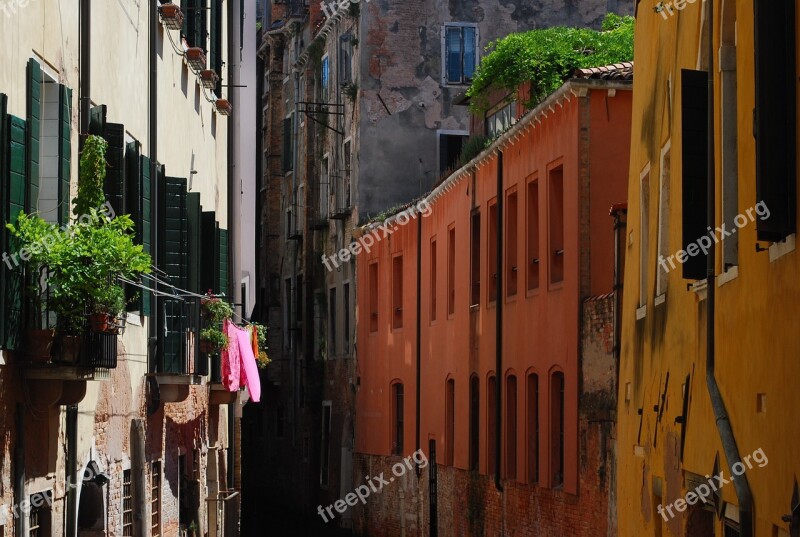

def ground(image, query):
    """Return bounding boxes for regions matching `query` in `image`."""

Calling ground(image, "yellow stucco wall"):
[617,1,800,536]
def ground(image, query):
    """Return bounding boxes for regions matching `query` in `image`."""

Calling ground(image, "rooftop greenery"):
[466,13,634,113]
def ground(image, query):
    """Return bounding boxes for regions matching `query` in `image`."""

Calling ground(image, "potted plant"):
[201,294,233,323]
[253,323,271,369]
[200,326,227,354]
[158,2,184,30]
[215,98,233,116]
[185,47,207,71]
[199,69,219,89]
[89,284,127,334]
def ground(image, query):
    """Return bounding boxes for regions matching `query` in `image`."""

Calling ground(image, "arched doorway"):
[77,461,107,536]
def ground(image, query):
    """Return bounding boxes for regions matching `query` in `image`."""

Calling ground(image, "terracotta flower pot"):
[90,313,114,334]
[158,3,184,30]
[200,339,217,354]
[58,335,82,364]
[23,329,56,362]
[215,99,233,116]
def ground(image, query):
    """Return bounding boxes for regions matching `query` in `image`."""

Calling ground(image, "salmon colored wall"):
[356,85,631,497]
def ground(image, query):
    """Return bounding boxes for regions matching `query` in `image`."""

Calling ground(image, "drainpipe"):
[609,203,627,377]
[494,151,503,492]
[66,406,78,537]
[14,404,24,537]
[149,0,160,374]
[227,0,237,491]
[704,0,753,533]
[415,208,422,477]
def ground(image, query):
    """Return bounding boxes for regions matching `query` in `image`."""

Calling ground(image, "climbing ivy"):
[466,13,634,113]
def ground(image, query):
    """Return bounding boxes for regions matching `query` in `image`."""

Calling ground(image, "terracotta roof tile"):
[573,61,634,81]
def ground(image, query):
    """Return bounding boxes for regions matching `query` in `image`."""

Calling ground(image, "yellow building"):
[617,1,799,536]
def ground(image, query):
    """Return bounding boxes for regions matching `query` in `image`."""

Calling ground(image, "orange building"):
[352,65,633,536]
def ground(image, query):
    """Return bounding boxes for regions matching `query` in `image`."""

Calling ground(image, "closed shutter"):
[58,86,72,225]
[210,0,223,94]
[754,0,796,241]
[103,122,125,217]
[88,104,107,136]
[126,147,153,315]
[6,115,27,349]
[160,176,188,373]
[26,59,41,213]
[187,192,201,294]
[680,69,708,281]
[218,228,229,298]
[0,95,7,347]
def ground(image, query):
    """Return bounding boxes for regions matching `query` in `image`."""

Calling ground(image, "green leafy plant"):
[74,135,108,217]
[200,326,228,352]
[466,13,634,113]
[343,82,358,102]
[201,293,233,323]
[89,284,128,316]
[459,135,491,167]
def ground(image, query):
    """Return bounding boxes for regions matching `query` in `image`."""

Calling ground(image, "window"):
[487,375,497,475]
[444,25,477,85]
[339,34,353,85]
[392,383,404,455]
[506,190,518,297]
[28,492,51,537]
[369,262,378,332]
[320,155,329,218]
[282,115,293,172]
[342,140,352,208]
[548,166,564,284]
[526,177,540,291]
[470,210,481,306]
[656,147,670,298]
[527,373,539,483]
[488,201,498,301]
[681,70,709,280]
[321,402,331,486]
[721,0,739,268]
[439,132,469,174]
[469,375,480,471]
[639,166,650,305]
[551,372,565,487]
[122,470,133,536]
[296,274,304,324]
[151,462,161,537]
[343,282,350,353]
[447,226,456,316]
[328,287,337,358]
[506,375,517,479]
[392,255,403,329]
[284,277,292,349]
[486,102,516,138]
[321,55,330,103]
[430,238,437,321]
[445,379,455,466]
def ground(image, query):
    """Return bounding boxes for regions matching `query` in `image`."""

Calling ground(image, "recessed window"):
[469,375,480,471]
[488,201,498,301]
[640,166,651,305]
[548,166,564,284]
[551,372,565,487]
[339,34,353,85]
[506,190,518,297]
[656,147,670,297]
[527,373,539,483]
[328,287,337,357]
[321,55,330,102]
[444,25,477,85]
[721,2,739,269]
[392,383,404,456]
[486,102,517,138]
[506,374,517,479]
[439,132,469,174]
[527,178,540,291]
[122,470,133,536]
[470,210,481,306]
[487,375,497,475]
[343,282,350,354]
[320,402,332,485]
[430,238,437,322]
[446,379,455,466]
[369,262,378,332]
[392,255,403,329]
[28,491,52,537]
[448,226,456,316]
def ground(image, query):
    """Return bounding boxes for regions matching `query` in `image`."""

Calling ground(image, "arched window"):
[505,374,517,479]
[527,372,539,483]
[487,375,497,475]
[445,378,455,465]
[550,371,565,487]
[392,382,404,455]
[469,375,480,471]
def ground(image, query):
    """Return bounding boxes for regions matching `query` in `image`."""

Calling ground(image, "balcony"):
[151,297,204,403]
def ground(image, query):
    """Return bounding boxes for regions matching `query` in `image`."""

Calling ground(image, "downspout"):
[227,0,236,491]
[415,207,422,476]
[494,151,503,492]
[150,0,160,374]
[704,0,753,533]
[14,404,24,537]
[68,1,91,535]
[610,204,627,377]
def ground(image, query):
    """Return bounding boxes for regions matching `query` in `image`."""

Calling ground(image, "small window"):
[444,25,477,85]
[320,402,332,486]
[445,379,455,466]
[321,55,330,102]
[548,166,564,284]
[342,140,352,208]
[392,255,403,329]
[656,147,670,297]
[320,156,329,218]
[151,462,161,537]
[487,375,497,475]
[506,374,517,479]
[486,102,517,138]
[430,238,437,322]
[527,373,539,483]
[551,372,565,487]
[28,492,52,537]
[339,34,353,85]
[506,190,518,297]
[469,375,480,471]
[439,133,468,174]
[488,202,498,302]
[392,383,404,456]
[328,287,337,358]
[282,115,293,172]
[447,226,456,316]
[369,262,379,332]
[343,282,350,354]
[296,274,304,323]
[122,470,133,536]
[526,178,540,291]
[470,210,481,306]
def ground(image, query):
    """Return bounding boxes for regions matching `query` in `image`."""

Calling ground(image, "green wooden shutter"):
[161,177,188,373]
[126,150,153,316]
[201,211,218,293]
[218,228,229,298]
[26,59,41,213]
[210,0,223,94]
[88,104,107,136]
[187,192,201,294]
[0,95,7,347]
[58,86,72,225]
[103,122,125,217]
[6,115,27,349]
